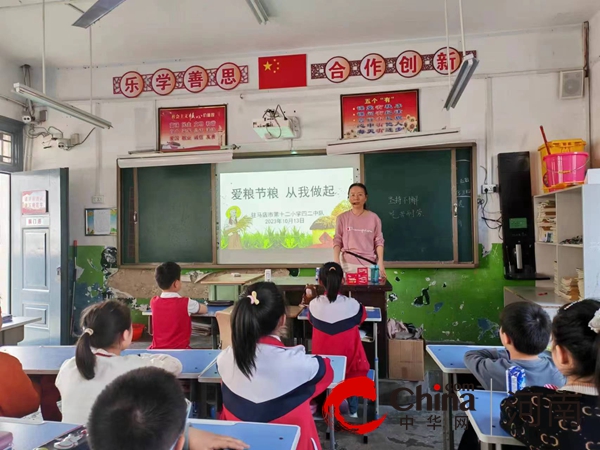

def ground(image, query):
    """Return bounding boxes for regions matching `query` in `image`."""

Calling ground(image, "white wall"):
[29,26,588,252]
[591,12,600,167]
[0,54,24,120]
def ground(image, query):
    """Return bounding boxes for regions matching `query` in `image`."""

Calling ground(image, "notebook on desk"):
[1,313,12,324]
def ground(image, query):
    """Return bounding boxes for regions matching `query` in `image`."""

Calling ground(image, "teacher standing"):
[333,183,386,279]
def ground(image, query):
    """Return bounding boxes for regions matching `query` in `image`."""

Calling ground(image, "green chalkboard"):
[135,164,213,264]
[120,168,135,264]
[364,149,469,263]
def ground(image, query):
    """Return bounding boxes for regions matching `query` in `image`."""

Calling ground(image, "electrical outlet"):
[92,195,104,204]
[481,184,498,194]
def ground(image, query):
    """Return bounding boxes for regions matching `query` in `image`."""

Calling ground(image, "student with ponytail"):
[500,299,600,448]
[218,282,334,450]
[56,300,182,425]
[308,262,369,418]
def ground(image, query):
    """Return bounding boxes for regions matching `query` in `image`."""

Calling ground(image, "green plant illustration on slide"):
[221,201,351,250]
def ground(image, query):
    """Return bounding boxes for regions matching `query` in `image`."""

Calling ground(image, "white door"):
[11,168,70,345]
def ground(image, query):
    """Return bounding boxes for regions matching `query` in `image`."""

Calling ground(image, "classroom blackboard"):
[364,147,475,264]
[120,164,214,264]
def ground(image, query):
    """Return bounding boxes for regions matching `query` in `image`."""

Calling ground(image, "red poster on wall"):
[21,190,47,215]
[158,105,227,152]
[340,90,419,140]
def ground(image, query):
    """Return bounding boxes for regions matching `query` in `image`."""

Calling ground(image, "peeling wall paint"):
[70,242,531,344]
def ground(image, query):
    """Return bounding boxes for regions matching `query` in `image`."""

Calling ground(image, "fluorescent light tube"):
[444,54,479,110]
[117,150,234,168]
[245,0,268,24]
[72,0,128,28]
[13,83,112,129]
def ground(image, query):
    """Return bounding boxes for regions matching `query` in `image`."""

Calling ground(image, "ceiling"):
[0,0,597,68]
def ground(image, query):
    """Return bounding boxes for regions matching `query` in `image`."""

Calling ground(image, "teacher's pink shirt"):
[333,210,385,266]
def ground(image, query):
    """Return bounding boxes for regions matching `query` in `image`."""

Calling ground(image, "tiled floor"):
[315,406,464,449]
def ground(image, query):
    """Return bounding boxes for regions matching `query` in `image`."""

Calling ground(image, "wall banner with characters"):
[312,48,476,83]
[113,62,248,98]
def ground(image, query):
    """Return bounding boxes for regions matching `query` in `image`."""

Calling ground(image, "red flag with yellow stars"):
[258,54,307,89]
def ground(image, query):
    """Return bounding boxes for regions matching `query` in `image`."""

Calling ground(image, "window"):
[0,133,12,164]
[0,116,24,173]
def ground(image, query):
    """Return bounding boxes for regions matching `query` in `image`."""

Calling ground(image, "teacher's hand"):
[378,261,387,280]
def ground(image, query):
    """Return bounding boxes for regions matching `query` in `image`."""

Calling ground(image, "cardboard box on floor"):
[388,338,425,381]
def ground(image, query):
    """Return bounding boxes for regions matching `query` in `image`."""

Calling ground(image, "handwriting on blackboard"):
[390,209,423,220]
[389,195,419,205]
[457,189,471,197]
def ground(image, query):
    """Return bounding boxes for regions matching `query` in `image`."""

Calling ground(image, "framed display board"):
[158,105,227,152]
[85,208,117,236]
[340,90,419,139]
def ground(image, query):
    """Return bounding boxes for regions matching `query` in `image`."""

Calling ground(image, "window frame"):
[0,116,24,173]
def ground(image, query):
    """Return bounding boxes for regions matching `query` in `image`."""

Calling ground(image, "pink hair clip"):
[248,291,260,305]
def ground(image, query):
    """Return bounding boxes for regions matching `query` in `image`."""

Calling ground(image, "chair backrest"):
[215,309,232,349]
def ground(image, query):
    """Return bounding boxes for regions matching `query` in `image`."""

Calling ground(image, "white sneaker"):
[348,412,358,418]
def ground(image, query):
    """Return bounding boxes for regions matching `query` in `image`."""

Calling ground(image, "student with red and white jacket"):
[218,282,334,450]
[308,262,370,418]
[149,262,208,349]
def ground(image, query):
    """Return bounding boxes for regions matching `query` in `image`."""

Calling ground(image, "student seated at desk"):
[464,301,565,391]
[501,299,600,449]
[57,300,182,425]
[89,367,248,450]
[0,307,40,418]
[218,282,334,450]
[308,262,369,418]
[459,301,565,450]
[150,262,208,349]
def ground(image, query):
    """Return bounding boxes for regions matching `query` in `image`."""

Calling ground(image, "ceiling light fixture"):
[245,0,269,25]
[72,0,128,28]
[443,0,479,110]
[13,83,113,129]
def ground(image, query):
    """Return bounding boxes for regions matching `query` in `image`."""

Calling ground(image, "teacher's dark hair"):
[348,183,368,210]
[231,282,286,379]
[76,300,131,380]
[319,262,344,303]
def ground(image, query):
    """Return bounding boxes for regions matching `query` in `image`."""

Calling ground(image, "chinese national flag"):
[258,54,307,89]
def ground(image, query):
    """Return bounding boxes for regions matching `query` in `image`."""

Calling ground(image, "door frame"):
[0,172,9,313]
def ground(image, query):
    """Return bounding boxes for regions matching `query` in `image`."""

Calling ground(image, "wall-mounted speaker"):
[560,70,584,99]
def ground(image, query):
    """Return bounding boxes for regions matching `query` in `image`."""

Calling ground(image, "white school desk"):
[0,346,220,379]
[426,344,504,450]
[0,317,40,345]
[201,272,263,301]
[197,354,347,387]
[458,390,524,449]
[143,303,231,348]
[298,306,383,420]
[0,417,301,450]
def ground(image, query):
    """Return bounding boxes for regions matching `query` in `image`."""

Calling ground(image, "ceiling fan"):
[72,0,128,28]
